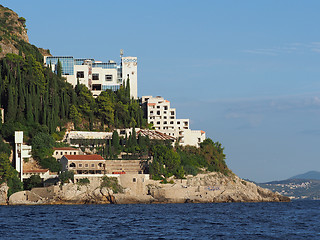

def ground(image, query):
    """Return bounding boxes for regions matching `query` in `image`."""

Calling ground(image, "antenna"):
[120,49,123,58]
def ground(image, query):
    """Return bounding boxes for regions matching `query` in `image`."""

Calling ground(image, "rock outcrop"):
[142,172,289,203]
[8,181,115,205]
[7,172,289,205]
[0,5,29,58]
[0,183,9,205]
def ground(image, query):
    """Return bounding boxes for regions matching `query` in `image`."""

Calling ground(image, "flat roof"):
[63,154,105,161]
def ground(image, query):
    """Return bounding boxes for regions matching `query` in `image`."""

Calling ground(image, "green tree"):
[23,175,42,190]
[96,91,114,126]
[31,132,55,160]
[69,105,81,129]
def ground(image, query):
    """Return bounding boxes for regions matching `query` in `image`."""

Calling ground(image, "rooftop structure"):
[136,129,175,141]
[44,53,138,99]
[141,96,206,147]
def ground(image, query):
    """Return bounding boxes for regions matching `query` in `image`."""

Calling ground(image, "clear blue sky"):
[3,0,320,182]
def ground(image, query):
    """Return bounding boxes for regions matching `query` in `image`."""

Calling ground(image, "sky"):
[2,0,320,182]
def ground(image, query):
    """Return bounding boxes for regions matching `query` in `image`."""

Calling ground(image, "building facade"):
[60,154,106,175]
[15,131,32,180]
[53,147,82,161]
[141,96,206,147]
[44,54,138,99]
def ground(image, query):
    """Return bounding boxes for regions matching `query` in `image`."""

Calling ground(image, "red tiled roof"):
[23,169,49,173]
[63,154,105,161]
[148,103,156,106]
[53,147,78,150]
[201,130,206,134]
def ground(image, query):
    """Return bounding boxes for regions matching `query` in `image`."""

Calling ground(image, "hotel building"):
[141,96,206,147]
[44,54,138,99]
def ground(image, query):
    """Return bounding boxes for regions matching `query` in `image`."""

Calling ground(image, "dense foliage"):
[23,174,42,190]
[100,176,123,193]
[0,135,22,196]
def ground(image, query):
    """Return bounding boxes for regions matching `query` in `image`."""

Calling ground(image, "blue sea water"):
[0,201,319,239]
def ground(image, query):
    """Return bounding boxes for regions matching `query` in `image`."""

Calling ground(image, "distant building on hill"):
[53,147,82,161]
[44,52,138,99]
[141,96,206,147]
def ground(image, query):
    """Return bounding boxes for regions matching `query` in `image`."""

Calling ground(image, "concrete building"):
[22,169,50,180]
[141,96,206,147]
[60,154,106,175]
[44,53,138,99]
[14,131,32,180]
[53,147,82,161]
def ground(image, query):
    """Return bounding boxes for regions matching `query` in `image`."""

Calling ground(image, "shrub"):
[77,178,90,186]
[23,175,42,190]
[39,157,61,172]
[59,170,74,184]
[100,176,123,193]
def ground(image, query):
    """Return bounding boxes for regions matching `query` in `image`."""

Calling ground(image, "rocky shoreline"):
[1,172,290,205]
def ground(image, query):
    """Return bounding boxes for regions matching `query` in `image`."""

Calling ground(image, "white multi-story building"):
[141,96,206,147]
[15,131,32,180]
[44,53,138,99]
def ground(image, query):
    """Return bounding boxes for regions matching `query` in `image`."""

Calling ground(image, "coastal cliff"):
[8,173,289,205]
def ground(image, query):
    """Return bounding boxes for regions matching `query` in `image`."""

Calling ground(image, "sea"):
[0,200,319,239]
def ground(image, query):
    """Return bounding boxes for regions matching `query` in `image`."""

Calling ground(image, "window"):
[164,116,167,119]
[91,164,95,167]
[92,84,102,90]
[79,164,83,168]
[92,73,99,80]
[56,152,58,155]
[150,111,153,114]
[164,106,168,110]
[157,106,160,109]
[157,121,160,125]
[74,152,77,155]
[105,75,113,81]
[170,121,174,124]
[171,111,174,115]
[133,178,136,182]
[177,121,180,124]
[85,164,89,168]
[157,111,160,115]
[69,163,76,168]
[164,121,167,124]
[77,71,84,78]
[60,152,62,155]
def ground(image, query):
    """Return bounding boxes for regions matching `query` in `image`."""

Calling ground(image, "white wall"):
[122,57,138,99]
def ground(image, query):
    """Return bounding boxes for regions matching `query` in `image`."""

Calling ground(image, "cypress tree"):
[57,59,62,78]
[126,77,130,100]
[26,88,33,123]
